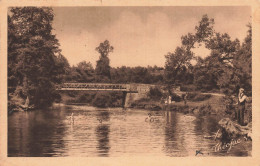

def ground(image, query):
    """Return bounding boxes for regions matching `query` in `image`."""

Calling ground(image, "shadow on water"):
[95,110,111,157]
[164,111,221,156]
[164,111,187,156]
[8,107,66,157]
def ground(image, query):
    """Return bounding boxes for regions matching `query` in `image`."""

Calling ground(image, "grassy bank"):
[130,92,252,125]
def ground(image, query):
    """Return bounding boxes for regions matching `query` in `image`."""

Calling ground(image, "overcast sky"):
[52,6,251,67]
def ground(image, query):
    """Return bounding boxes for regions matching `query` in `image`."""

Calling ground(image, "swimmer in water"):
[145,113,153,122]
[97,118,102,124]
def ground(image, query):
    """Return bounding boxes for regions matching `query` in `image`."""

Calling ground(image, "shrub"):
[186,92,197,100]
[199,104,212,111]
[91,92,123,108]
[78,92,96,103]
[53,92,62,103]
[148,86,163,100]
[109,92,123,107]
[92,92,111,108]
[180,84,196,92]
[193,94,211,101]
[199,104,213,115]
[78,94,87,103]
[186,92,211,101]
[67,91,77,97]
[221,95,237,116]
[171,93,182,102]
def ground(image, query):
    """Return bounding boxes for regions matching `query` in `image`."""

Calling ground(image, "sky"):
[52,6,251,67]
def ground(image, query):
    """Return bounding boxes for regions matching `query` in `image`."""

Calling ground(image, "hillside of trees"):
[8,7,252,110]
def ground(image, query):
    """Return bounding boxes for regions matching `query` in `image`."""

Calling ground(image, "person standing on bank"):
[184,92,188,105]
[237,88,248,126]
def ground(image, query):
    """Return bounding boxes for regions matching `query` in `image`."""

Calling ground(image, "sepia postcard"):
[1,0,260,166]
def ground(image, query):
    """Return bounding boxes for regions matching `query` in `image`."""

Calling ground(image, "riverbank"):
[8,94,35,114]
[9,91,252,154]
[129,93,252,125]
[130,94,252,147]
[58,90,251,122]
[9,89,252,127]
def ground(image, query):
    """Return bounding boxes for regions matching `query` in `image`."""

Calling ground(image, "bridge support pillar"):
[122,92,138,108]
[122,92,127,108]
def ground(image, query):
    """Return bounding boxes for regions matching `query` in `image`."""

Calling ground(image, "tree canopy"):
[8,7,69,108]
[164,14,251,95]
[95,40,114,82]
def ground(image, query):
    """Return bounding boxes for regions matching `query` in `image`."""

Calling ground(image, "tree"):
[193,54,222,91]
[53,54,71,83]
[66,61,95,83]
[164,46,194,85]
[217,24,252,94]
[95,40,114,82]
[8,7,67,108]
[233,24,252,92]
[165,14,251,95]
[164,15,214,87]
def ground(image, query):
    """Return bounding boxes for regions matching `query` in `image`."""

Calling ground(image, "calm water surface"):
[8,104,251,157]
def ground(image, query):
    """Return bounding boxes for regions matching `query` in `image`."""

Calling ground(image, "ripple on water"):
[8,105,251,157]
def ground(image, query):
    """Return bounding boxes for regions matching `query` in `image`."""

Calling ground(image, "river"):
[8,104,251,157]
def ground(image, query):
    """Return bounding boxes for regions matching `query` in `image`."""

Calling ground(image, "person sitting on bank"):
[168,95,172,104]
[237,88,249,126]
[20,96,30,110]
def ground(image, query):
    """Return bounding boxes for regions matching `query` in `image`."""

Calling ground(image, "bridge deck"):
[56,83,138,93]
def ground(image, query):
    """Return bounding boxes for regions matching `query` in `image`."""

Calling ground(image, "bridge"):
[56,83,138,93]
[56,83,182,107]
[56,83,147,107]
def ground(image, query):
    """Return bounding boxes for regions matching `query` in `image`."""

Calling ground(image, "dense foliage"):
[148,86,163,101]
[95,40,113,82]
[164,15,252,95]
[8,7,68,108]
[91,92,123,107]
[111,66,164,84]
[186,92,212,102]
[65,61,95,83]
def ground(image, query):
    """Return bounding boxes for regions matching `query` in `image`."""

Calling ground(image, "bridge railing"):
[57,83,128,90]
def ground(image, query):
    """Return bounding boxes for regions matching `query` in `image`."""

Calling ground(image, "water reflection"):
[8,108,66,157]
[164,111,181,156]
[95,111,110,156]
[8,105,251,157]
